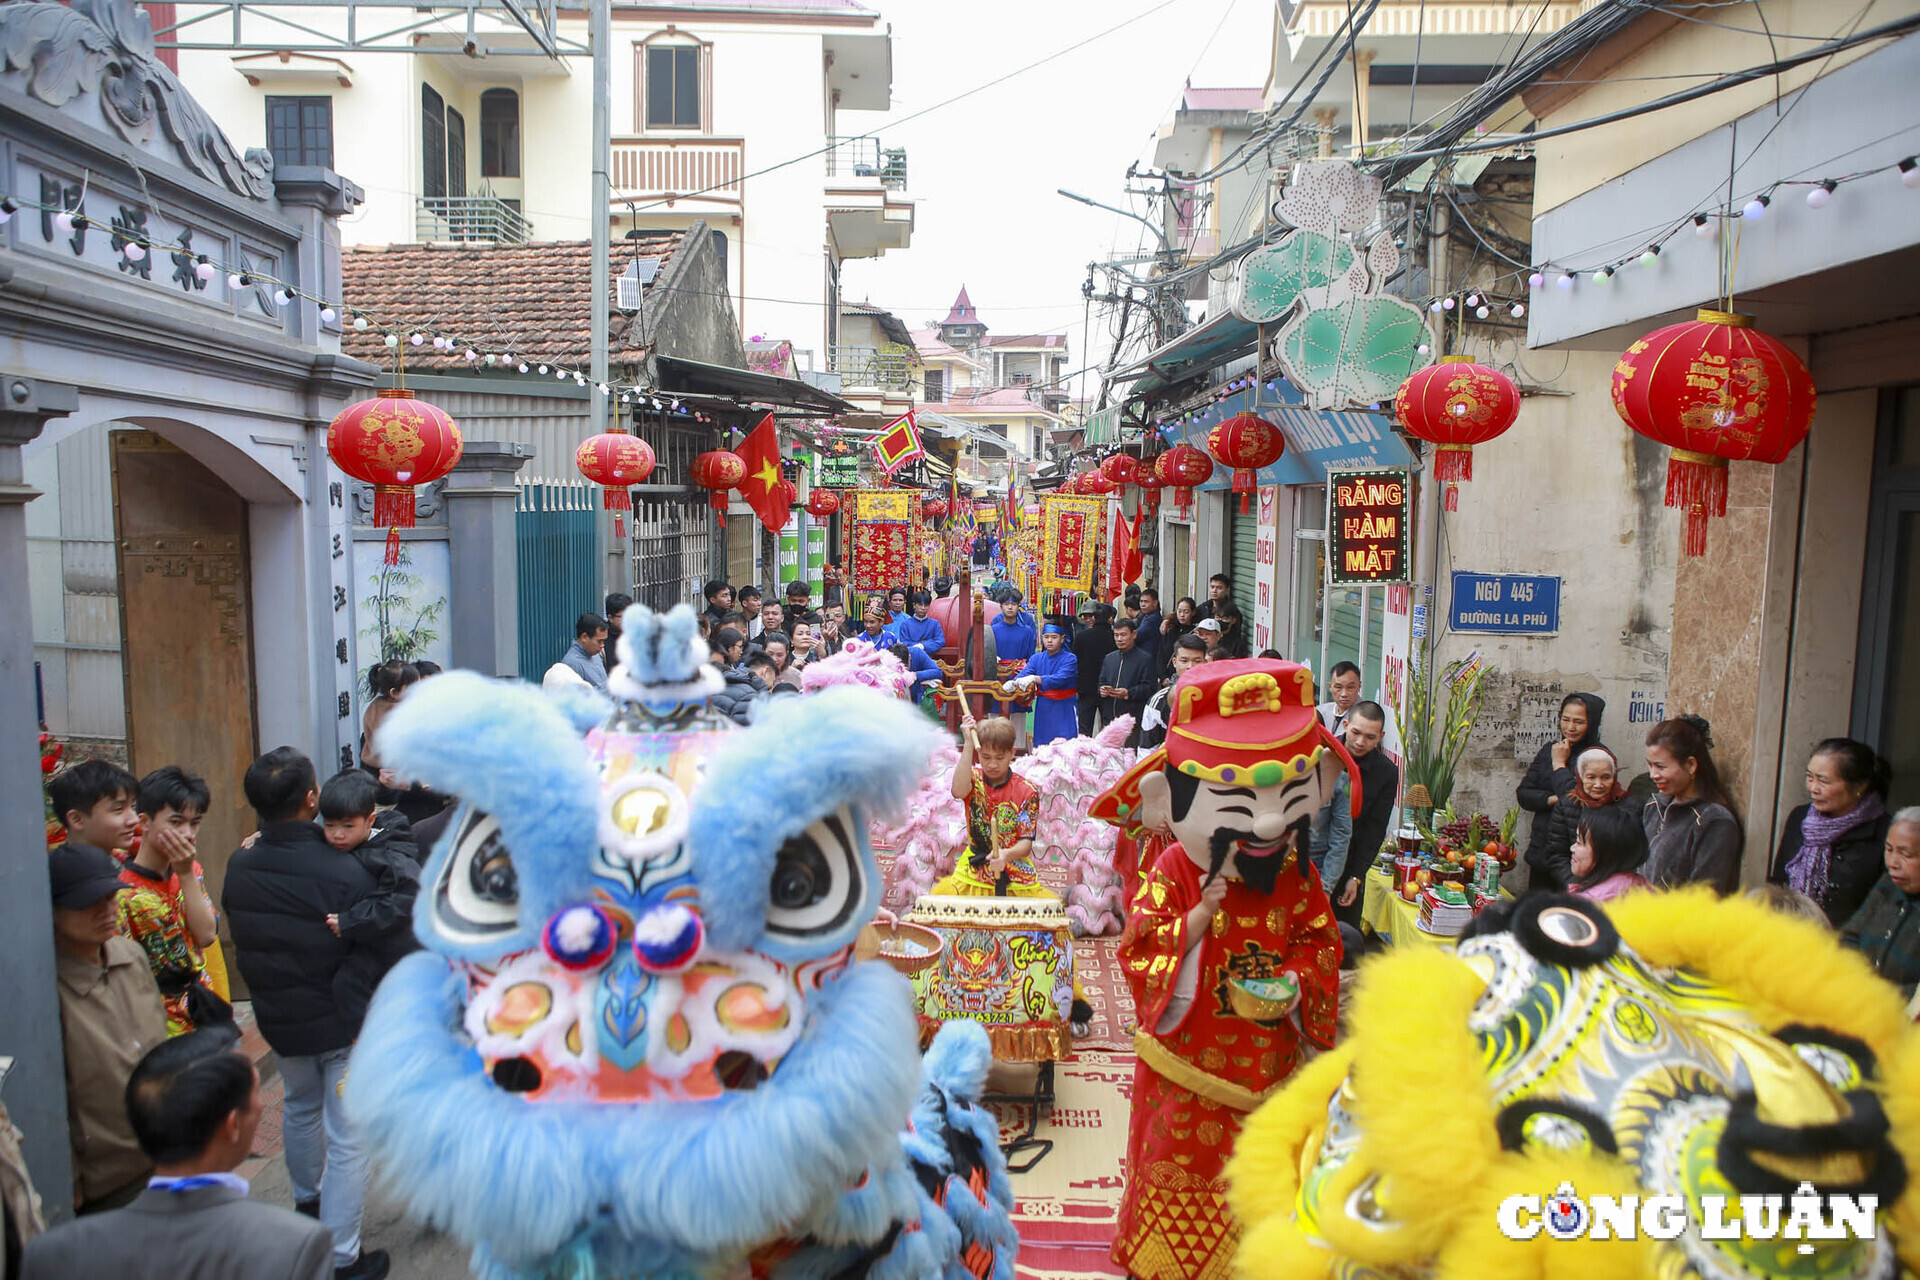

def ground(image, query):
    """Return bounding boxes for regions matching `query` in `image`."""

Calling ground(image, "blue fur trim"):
[546,685,615,734]
[377,673,602,959]
[687,687,943,957]
[614,604,704,686]
[945,1096,1015,1214]
[347,953,923,1276]
[801,1153,920,1248]
[921,1022,993,1102]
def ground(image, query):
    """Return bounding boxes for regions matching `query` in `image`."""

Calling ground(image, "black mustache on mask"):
[1201,817,1314,896]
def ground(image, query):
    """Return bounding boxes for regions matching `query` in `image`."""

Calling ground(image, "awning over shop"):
[653,354,858,415]
[1157,381,1414,487]
[1082,405,1122,446]
[1115,312,1259,397]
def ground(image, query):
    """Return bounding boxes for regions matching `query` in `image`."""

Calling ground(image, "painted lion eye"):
[764,808,862,941]
[434,810,521,942]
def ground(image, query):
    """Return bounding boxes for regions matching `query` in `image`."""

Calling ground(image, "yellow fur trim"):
[1226,1043,1354,1228]
[1608,888,1912,1061]
[1880,1023,1920,1275]
[1328,948,1500,1266]
[1233,1213,1334,1280]
[1430,1150,1659,1280]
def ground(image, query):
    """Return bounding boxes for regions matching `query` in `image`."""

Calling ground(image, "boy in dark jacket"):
[318,769,422,972]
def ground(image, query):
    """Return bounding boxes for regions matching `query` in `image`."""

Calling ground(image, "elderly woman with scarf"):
[1768,737,1893,926]
[1533,745,1633,892]
[1518,692,1606,892]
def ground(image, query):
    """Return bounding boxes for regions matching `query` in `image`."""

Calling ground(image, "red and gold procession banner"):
[846,489,923,593]
[1039,493,1105,594]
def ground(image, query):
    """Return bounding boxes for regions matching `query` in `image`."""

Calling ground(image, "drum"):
[906,894,1075,1062]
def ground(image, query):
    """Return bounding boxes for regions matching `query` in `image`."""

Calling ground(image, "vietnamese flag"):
[735,412,788,533]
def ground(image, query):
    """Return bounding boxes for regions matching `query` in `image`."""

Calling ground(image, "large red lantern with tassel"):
[1612,309,1816,556]
[773,478,799,513]
[1100,453,1141,489]
[1155,444,1214,518]
[1078,471,1116,497]
[806,488,840,519]
[1394,355,1520,512]
[328,388,464,564]
[575,431,657,511]
[1207,413,1284,513]
[690,450,746,513]
[1133,472,1165,514]
[922,497,950,523]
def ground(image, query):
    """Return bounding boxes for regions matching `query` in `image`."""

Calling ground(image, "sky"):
[835,0,1275,403]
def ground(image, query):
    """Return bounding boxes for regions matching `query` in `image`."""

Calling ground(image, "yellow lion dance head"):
[1228,889,1920,1280]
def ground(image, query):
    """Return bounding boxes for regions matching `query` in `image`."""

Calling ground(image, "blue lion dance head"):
[346,604,1017,1280]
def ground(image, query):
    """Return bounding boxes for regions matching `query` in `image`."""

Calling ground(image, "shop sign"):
[1450,572,1561,634]
[1326,468,1410,585]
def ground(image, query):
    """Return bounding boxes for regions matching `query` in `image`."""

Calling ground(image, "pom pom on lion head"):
[1227,889,1920,1280]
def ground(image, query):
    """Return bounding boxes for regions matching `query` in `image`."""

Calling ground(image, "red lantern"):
[1612,309,1816,556]
[1079,472,1116,497]
[923,498,950,523]
[328,388,463,564]
[773,478,799,512]
[1100,453,1141,488]
[1155,444,1214,518]
[1394,356,1521,512]
[690,450,746,513]
[575,431,657,511]
[806,488,841,519]
[1133,472,1165,515]
[1207,413,1284,513]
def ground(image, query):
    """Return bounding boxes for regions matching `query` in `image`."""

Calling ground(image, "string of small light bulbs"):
[1443,153,1920,305]
[0,186,722,419]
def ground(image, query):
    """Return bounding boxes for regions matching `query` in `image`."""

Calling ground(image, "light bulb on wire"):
[1528,271,1545,289]
[54,209,74,233]
[1510,303,1526,319]
[1475,305,1490,319]
[1442,297,1456,311]
[1557,272,1574,290]
[1743,194,1770,220]
[320,306,337,324]
[1592,268,1613,285]
[1693,213,1716,240]
[1639,246,1660,268]
[0,198,15,225]
[195,255,214,281]
[352,315,369,331]
[123,242,145,263]
[1429,299,1444,314]
[1806,180,1837,209]
[1902,158,1920,189]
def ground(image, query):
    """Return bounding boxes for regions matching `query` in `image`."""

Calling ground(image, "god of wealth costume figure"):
[1226,890,1920,1280]
[1090,658,1360,1280]
[344,605,1018,1280]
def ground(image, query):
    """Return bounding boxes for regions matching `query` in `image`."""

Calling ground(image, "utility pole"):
[590,0,618,590]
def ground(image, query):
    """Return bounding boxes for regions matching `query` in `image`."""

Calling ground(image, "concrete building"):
[1153,85,1268,287]
[910,289,1065,478]
[168,0,914,358]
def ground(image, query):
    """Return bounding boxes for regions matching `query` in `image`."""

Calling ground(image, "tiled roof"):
[1183,86,1265,112]
[981,333,1067,349]
[910,328,980,364]
[339,236,683,372]
[919,386,1059,418]
[942,285,976,324]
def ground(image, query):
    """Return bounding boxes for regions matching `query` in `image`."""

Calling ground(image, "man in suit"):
[23,1028,337,1280]
[1097,617,1159,747]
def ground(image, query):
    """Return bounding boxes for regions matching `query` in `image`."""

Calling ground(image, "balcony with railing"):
[825,136,908,189]
[829,345,915,394]
[610,137,746,208]
[416,196,532,245]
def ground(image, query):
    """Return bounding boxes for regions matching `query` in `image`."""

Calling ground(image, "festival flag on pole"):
[872,411,924,476]
[735,412,789,534]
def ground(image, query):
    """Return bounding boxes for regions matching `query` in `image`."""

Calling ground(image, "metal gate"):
[628,422,717,613]
[515,478,600,683]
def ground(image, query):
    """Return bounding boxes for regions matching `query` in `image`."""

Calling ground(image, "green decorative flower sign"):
[1228,160,1433,410]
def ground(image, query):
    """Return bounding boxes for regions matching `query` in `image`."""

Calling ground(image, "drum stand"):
[983,1060,1056,1173]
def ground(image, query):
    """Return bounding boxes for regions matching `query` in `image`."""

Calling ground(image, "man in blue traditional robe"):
[893,591,947,656]
[1004,623,1079,746]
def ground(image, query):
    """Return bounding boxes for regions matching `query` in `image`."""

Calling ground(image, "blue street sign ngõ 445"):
[1450,572,1561,634]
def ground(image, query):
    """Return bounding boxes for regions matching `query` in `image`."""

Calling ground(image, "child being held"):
[317,768,423,972]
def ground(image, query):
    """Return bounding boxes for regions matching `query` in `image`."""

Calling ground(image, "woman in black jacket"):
[1768,737,1893,926]
[1518,692,1606,892]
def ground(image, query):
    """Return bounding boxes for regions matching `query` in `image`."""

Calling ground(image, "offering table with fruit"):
[1359,814,1519,949]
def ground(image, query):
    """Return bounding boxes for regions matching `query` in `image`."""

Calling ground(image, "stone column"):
[0,375,78,1213]
[445,442,534,677]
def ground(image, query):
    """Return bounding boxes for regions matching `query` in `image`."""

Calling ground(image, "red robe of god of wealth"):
[1112,841,1341,1280]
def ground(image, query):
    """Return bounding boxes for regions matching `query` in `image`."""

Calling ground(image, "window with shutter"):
[480,88,519,178]
[421,84,446,198]
[924,369,944,402]
[266,96,332,169]
[446,107,467,197]
[644,42,704,129]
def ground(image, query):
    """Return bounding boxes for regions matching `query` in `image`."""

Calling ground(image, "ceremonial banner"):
[1040,494,1103,594]
[846,488,919,592]
[872,412,925,476]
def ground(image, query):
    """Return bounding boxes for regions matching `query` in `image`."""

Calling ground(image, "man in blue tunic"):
[893,590,947,656]
[1003,621,1079,746]
[987,592,1038,743]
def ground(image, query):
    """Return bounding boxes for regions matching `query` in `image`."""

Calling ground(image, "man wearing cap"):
[46,843,169,1212]
[988,592,1038,735]
[1002,620,1079,746]
[1092,658,1357,1280]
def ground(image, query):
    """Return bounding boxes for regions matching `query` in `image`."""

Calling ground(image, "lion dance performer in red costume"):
[1091,658,1360,1280]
